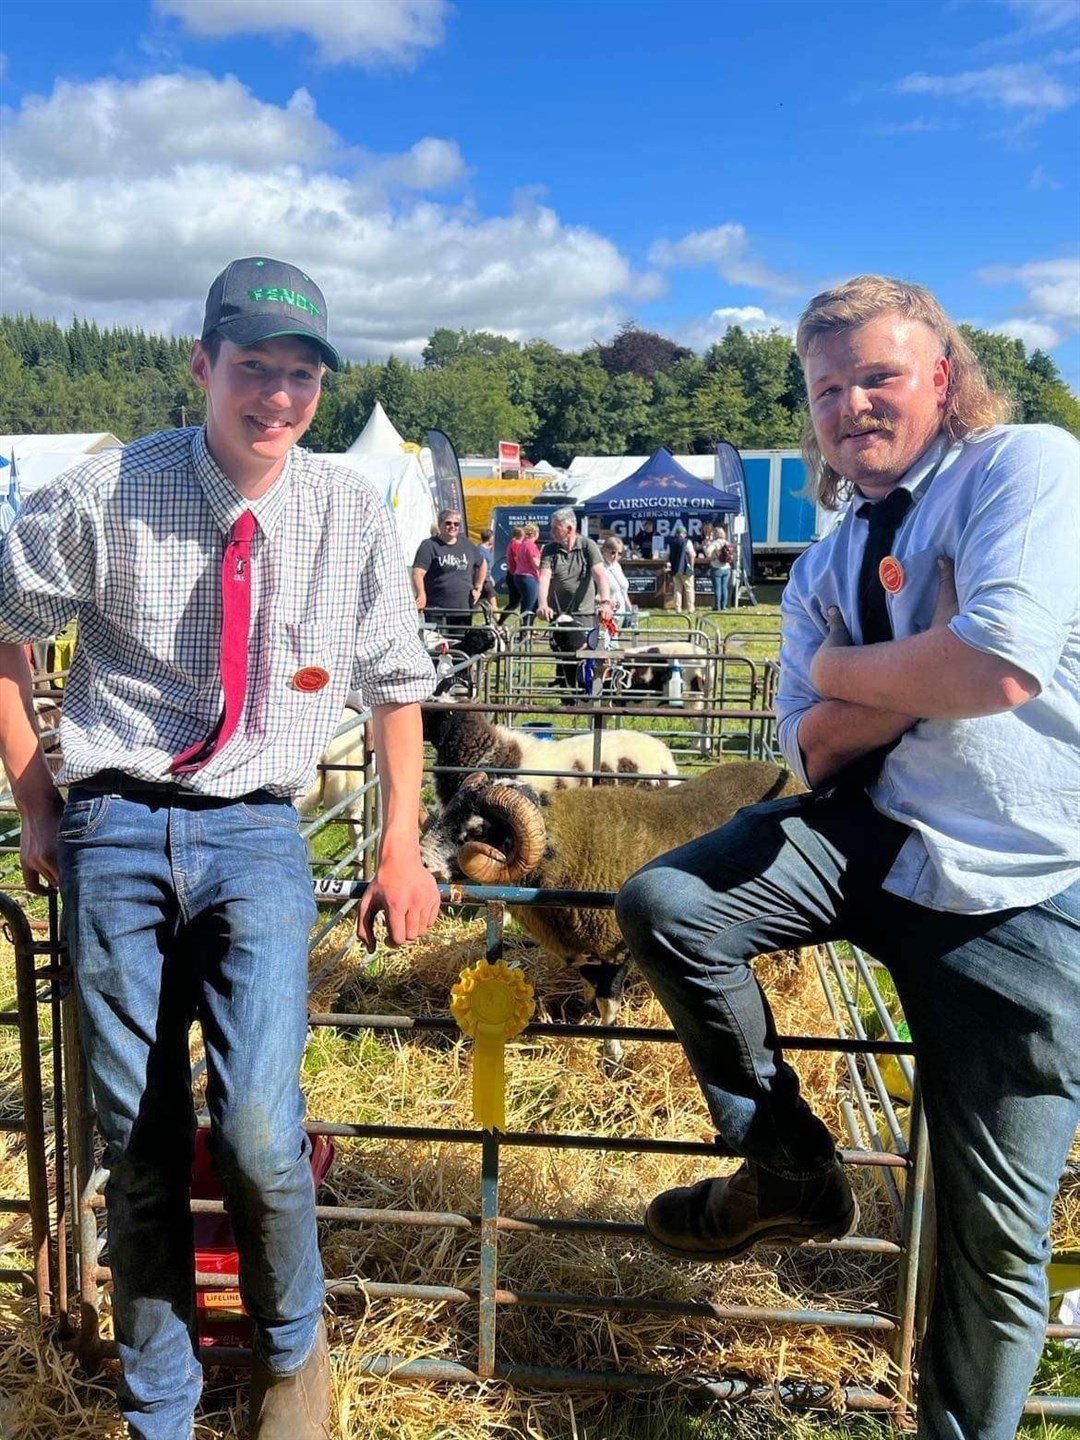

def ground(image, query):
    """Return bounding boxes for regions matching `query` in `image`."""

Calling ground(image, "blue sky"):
[1,0,1077,385]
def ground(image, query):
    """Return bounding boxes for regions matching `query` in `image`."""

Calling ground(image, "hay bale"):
[1,914,1075,1438]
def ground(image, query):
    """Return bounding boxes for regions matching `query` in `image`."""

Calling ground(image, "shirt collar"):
[191,426,295,538]
[852,432,952,517]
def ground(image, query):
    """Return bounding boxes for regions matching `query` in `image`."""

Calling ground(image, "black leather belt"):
[72,770,279,808]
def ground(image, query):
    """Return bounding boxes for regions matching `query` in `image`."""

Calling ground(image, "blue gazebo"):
[582,448,741,517]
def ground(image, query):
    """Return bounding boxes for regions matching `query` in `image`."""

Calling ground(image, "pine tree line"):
[1,314,1076,462]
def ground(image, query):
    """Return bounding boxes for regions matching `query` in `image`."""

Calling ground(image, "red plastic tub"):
[191,1128,336,1348]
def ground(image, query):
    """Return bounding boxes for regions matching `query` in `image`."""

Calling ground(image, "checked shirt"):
[0,427,435,799]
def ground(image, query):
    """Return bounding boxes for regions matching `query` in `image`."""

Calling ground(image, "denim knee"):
[210,1105,311,1200]
[615,864,676,955]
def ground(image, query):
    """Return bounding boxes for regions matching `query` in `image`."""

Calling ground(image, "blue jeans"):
[711,565,731,609]
[59,789,324,1440]
[615,789,1080,1440]
[515,573,539,614]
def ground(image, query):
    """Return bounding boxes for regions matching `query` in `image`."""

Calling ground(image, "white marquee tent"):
[346,401,407,459]
[0,433,124,494]
[315,404,437,570]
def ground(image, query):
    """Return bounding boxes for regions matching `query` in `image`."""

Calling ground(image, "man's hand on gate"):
[356,851,442,954]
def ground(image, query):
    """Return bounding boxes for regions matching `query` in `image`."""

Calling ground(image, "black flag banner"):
[426,429,468,529]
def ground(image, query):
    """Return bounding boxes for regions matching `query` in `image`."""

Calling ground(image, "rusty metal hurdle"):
[53,873,1080,1421]
[4,657,1077,1421]
[0,889,62,1320]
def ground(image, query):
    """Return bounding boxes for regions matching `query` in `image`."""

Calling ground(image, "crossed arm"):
[798,559,1039,788]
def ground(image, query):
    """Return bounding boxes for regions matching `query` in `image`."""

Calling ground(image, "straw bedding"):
[0,914,1076,1438]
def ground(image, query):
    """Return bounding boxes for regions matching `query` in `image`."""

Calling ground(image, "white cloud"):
[1029,162,1064,186]
[3,75,336,179]
[897,61,1077,111]
[870,117,960,135]
[1001,0,1080,35]
[371,137,469,191]
[0,73,649,361]
[977,254,1080,347]
[979,256,1080,321]
[681,305,795,352]
[649,224,801,298]
[155,0,449,67]
[994,317,1062,347]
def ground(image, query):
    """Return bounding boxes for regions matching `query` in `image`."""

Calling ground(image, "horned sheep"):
[423,707,679,805]
[420,760,803,1051]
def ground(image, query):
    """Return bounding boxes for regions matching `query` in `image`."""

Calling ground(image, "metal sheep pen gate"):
[1,657,1077,1425]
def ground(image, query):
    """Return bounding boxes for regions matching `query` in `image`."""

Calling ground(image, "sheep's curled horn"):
[456,781,547,884]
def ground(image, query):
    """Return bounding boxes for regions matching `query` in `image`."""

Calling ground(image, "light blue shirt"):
[777,425,1080,914]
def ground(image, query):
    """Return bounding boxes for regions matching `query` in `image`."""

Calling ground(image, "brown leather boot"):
[249,1317,332,1439]
[644,1158,858,1262]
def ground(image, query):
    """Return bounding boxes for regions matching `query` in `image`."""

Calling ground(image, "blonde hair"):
[523,522,539,540]
[797,275,1013,509]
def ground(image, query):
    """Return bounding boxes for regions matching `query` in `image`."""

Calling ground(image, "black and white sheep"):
[419,760,802,1050]
[424,622,509,698]
[423,707,679,805]
[616,640,712,709]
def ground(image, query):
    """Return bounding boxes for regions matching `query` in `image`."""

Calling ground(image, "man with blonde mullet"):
[617,275,1079,1439]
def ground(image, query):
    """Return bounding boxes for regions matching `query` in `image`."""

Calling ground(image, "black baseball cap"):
[201,256,342,370]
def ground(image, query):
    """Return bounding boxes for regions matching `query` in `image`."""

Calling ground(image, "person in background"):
[411,509,486,631]
[666,520,695,614]
[537,507,613,699]
[634,517,658,557]
[502,524,525,614]
[600,536,634,631]
[0,255,442,1440]
[515,522,543,621]
[616,273,1079,1440]
[476,526,500,617]
[701,521,734,610]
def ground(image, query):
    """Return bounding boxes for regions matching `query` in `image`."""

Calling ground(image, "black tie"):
[812,487,913,798]
[856,488,913,644]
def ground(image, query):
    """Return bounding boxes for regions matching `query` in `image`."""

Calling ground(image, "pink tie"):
[169,510,257,775]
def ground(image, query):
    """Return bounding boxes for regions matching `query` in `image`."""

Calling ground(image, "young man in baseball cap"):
[0,257,440,1438]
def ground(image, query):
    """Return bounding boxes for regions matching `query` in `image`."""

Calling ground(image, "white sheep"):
[423,706,679,805]
[298,699,369,847]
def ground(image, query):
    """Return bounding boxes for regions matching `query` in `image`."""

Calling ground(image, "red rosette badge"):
[291,666,330,693]
[878,556,905,595]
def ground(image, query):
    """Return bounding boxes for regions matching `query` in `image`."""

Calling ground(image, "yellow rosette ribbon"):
[451,961,535,1131]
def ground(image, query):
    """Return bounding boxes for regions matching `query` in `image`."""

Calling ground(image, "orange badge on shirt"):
[879,556,905,594]
[292,667,330,693]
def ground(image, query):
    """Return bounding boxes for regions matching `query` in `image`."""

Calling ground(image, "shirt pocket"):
[888,545,942,637]
[262,622,342,738]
